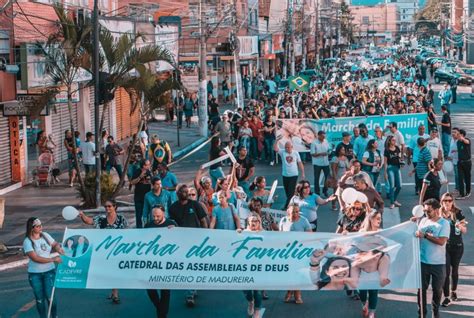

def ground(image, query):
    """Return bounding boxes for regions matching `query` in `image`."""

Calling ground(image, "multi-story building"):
[350,3,400,44]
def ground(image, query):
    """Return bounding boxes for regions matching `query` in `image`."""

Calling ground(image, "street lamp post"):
[93,0,101,207]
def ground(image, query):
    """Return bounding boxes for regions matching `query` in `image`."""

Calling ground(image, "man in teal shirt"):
[142,177,172,225]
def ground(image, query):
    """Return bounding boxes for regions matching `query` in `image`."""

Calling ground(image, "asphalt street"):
[1,87,474,318]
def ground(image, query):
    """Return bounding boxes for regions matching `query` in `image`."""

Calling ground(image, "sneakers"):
[269,161,274,166]
[390,204,395,209]
[247,300,254,316]
[362,303,369,317]
[185,295,195,307]
[465,193,471,199]
[441,297,451,307]
[253,309,260,318]
[394,201,402,207]
[451,291,458,301]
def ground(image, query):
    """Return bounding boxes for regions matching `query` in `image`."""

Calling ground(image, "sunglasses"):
[442,199,453,202]
[189,193,197,197]
[302,185,310,189]
[104,205,113,208]
[34,224,42,228]
[353,207,363,211]
[249,220,261,223]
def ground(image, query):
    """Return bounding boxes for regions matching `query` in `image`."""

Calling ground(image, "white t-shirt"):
[23,232,56,273]
[82,141,96,165]
[426,137,442,160]
[278,149,301,177]
[310,139,330,166]
[139,130,149,147]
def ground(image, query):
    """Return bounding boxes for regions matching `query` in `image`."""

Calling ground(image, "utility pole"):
[198,0,208,136]
[231,0,244,109]
[302,0,307,70]
[93,0,101,207]
[283,0,290,78]
[290,0,296,76]
[315,0,319,66]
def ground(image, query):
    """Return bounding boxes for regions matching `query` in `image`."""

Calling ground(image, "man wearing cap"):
[426,129,443,161]
[336,132,354,162]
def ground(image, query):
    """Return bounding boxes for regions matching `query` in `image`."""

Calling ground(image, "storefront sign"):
[55,223,420,290]
[9,117,21,182]
[238,36,259,56]
[53,83,80,104]
[1,95,49,117]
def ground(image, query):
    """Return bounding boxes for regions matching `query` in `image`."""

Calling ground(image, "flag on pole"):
[288,75,310,92]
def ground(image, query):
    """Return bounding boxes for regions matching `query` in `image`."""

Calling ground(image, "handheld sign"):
[267,180,278,204]
[201,154,231,169]
[223,146,237,164]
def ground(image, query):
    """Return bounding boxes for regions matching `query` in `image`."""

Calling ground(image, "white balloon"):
[412,205,424,218]
[341,188,358,204]
[443,161,454,174]
[356,192,368,203]
[342,75,348,81]
[62,206,79,221]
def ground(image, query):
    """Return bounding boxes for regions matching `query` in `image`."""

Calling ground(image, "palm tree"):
[91,28,176,135]
[41,5,92,192]
[111,67,181,197]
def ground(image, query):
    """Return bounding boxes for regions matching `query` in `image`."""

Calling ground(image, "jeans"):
[369,172,380,190]
[147,289,170,318]
[106,162,123,177]
[441,133,451,158]
[28,270,57,318]
[443,243,464,297]
[209,167,225,189]
[458,160,472,196]
[135,200,144,228]
[283,176,298,209]
[453,164,459,191]
[239,136,250,151]
[313,165,330,195]
[264,136,275,162]
[359,290,378,311]
[418,263,446,318]
[250,137,259,159]
[244,290,262,309]
[84,164,95,175]
[387,165,401,204]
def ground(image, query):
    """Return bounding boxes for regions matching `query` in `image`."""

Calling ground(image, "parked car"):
[434,67,473,85]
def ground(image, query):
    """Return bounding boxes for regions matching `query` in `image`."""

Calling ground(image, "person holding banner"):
[273,140,305,209]
[440,193,468,307]
[210,192,240,231]
[23,217,64,318]
[78,200,127,304]
[289,180,336,231]
[208,136,227,188]
[248,198,278,231]
[143,177,173,224]
[280,204,312,304]
[169,184,208,307]
[414,198,450,318]
[145,205,176,318]
[237,213,264,318]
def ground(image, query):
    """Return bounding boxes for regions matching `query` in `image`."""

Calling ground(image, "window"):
[362,16,369,24]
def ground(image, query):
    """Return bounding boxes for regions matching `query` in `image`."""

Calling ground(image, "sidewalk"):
[0,112,212,269]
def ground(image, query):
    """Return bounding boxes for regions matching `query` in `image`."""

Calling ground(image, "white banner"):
[55,223,420,290]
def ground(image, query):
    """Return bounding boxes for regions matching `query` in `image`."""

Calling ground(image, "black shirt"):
[384,146,401,167]
[132,169,152,201]
[441,113,451,134]
[169,200,207,228]
[337,213,366,233]
[336,142,354,161]
[422,171,441,202]
[457,138,471,161]
[209,146,223,169]
[263,121,276,138]
[445,211,465,245]
[235,156,254,181]
[145,219,178,228]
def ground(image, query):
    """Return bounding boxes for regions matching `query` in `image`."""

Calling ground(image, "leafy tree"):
[340,1,355,45]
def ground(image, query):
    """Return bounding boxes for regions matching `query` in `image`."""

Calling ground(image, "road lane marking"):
[12,299,36,318]
[383,207,401,228]
[0,259,28,272]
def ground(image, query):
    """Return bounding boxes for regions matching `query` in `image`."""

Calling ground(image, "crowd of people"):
[24,46,470,318]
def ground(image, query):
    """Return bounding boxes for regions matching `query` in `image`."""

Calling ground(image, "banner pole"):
[47,286,56,318]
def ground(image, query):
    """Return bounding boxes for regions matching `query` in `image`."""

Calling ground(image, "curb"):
[0,258,28,272]
[173,137,208,161]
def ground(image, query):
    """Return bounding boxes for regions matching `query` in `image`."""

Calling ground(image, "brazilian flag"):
[288,75,310,92]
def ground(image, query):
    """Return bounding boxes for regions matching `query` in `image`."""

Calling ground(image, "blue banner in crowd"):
[276,113,428,152]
